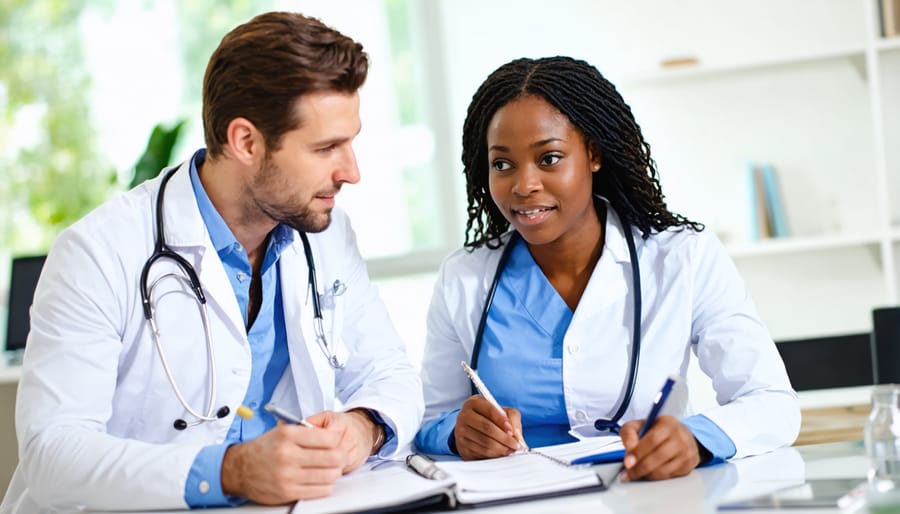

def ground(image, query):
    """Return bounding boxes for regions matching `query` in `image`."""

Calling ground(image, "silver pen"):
[461,361,529,451]
[263,403,315,428]
[406,454,449,480]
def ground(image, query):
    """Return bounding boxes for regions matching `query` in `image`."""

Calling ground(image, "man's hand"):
[618,415,701,481]
[221,423,343,505]
[306,409,384,474]
[454,395,523,460]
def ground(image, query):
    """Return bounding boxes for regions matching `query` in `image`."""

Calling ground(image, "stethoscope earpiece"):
[593,418,621,435]
[173,405,231,431]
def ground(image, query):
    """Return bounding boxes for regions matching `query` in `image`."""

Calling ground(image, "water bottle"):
[865,385,900,513]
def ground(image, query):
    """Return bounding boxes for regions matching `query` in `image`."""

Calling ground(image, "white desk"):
[90,441,868,514]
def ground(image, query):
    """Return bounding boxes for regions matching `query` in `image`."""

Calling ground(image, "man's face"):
[250,90,361,233]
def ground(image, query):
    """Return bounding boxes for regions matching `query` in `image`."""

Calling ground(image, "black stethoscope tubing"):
[139,167,340,431]
[469,203,642,434]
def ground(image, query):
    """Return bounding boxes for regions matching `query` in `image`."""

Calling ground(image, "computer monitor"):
[775,332,874,391]
[5,255,47,352]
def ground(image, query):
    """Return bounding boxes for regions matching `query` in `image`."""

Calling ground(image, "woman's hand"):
[454,395,524,460]
[618,415,701,480]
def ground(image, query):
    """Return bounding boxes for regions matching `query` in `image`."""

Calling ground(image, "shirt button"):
[575,410,587,422]
[236,272,247,282]
[199,480,210,494]
[568,344,580,354]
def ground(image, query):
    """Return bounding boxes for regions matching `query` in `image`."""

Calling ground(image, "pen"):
[460,361,529,451]
[264,403,315,427]
[406,454,449,481]
[611,374,679,483]
[638,375,678,438]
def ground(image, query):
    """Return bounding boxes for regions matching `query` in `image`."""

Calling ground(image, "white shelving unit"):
[614,0,900,343]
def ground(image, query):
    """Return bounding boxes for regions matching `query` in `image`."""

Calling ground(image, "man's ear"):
[225,117,263,166]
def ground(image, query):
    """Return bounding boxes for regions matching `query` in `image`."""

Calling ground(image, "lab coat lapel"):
[573,205,633,321]
[156,161,247,340]
[280,239,329,416]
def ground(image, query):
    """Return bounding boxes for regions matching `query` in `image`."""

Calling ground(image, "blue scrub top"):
[477,237,577,447]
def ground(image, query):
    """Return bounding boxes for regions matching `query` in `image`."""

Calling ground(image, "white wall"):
[410,0,886,340]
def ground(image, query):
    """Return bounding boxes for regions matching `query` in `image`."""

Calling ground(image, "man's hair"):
[202,11,369,158]
[460,56,702,249]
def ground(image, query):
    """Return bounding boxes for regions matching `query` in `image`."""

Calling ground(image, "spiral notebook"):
[291,437,624,513]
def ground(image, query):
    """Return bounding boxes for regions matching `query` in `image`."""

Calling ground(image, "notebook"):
[291,436,624,513]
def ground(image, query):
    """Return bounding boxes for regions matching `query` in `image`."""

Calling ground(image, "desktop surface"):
[83,441,868,514]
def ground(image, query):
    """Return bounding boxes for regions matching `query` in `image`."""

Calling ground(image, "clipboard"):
[291,437,623,513]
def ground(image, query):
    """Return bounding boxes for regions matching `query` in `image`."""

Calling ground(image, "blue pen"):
[572,376,679,467]
[637,374,678,438]
[596,375,679,484]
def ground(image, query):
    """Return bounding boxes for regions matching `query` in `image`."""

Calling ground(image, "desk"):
[96,441,868,514]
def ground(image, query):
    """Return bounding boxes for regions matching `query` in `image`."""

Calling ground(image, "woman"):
[415,56,799,481]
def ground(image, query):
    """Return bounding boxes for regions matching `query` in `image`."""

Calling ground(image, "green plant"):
[1,0,115,253]
[130,120,186,189]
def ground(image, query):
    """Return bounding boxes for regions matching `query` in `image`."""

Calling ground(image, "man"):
[1,11,423,511]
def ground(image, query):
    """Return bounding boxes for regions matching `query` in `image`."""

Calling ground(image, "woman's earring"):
[592,164,600,172]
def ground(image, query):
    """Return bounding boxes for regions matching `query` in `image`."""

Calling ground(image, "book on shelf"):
[290,436,624,513]
[880,0,900,38]
[746,161,789,241]
[760,164,788,238]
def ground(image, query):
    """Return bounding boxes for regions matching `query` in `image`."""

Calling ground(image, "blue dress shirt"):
[182,149,293,507]
[416,237,736,464]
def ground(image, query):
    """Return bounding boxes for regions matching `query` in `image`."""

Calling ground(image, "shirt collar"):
[188,148,294,259]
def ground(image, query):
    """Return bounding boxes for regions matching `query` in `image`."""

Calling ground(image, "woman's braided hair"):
[461,56,703,249]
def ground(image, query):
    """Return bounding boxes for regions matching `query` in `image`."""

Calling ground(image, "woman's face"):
[486,95,601,248]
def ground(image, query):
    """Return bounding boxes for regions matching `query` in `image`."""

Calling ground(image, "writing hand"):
[454,395,523,460]
[619,415,700,481]
[221,423,343,504]
[306,409,384,474]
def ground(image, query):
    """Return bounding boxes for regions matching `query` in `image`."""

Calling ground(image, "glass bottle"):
[865,385,900,513]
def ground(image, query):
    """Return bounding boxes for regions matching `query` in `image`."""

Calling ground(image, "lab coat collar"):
[153,158,248,340]
[572,198,635,318]
[158,159,210,250]
[597,196,634,266]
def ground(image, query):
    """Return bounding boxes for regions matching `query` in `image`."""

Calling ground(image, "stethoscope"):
[139,167,344,431]
[469,202,642,435]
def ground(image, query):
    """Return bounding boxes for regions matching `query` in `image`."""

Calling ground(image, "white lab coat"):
[1,161,424,512]
[420,203,799,459]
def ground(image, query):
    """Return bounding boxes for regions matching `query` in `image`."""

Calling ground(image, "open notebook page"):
[533,435,624,463]
[437,449,606,504]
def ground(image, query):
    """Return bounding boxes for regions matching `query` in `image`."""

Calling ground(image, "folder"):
[290,437,623,513]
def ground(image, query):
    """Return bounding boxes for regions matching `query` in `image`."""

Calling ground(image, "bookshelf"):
[621,46,867,87]
[726,233,884,260]
[607,0,900,344]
